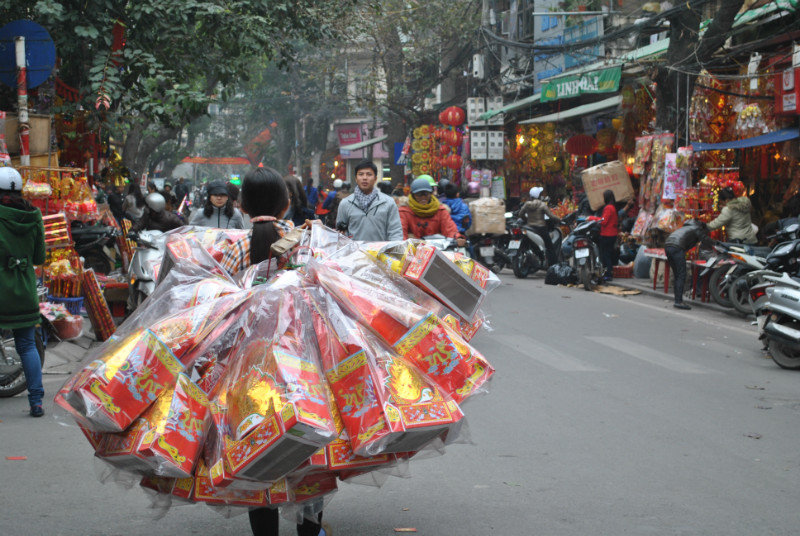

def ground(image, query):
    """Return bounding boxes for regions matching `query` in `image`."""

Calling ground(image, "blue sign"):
[394,142,406,165]
[0,20,56,89]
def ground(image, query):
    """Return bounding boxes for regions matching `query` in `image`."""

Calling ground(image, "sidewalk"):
[609,275,750,318]
[42,324,102,377]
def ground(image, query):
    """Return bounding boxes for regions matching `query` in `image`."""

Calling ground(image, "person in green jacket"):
[0,167,46,417]
[707,187,758,244]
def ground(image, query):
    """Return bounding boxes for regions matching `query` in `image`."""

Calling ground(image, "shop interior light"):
[330,172,335,179]
[517,135,525,145]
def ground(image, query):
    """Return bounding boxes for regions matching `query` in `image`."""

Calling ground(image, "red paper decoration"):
[442,130,463,147]
[439,107,466,127]
[565,135,598,156]
[445,154,463,170]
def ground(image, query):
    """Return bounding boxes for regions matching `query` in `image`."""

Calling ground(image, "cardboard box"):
[468,197,506,235]
[581,160,634,210]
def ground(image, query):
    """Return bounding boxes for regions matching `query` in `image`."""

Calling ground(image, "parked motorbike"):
[71,221,120,274]
[754,272,800,369]
[127,230,166,311]
[508,215,564,279]
[703,242,770,310]
[468,233,504,273]
[563,216,603,291]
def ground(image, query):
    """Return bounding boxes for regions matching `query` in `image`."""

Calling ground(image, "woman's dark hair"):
[0,191,34,211]
[282,175,306,213]
[718,187,735,202]
[203,193,234,219]
[603,189,616,205]
[226,182,240,204]
[146,181,158,193]
[127,183,145,208]
[242,167,290,265]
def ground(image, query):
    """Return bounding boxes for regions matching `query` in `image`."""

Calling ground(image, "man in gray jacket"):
[336,160,403,242]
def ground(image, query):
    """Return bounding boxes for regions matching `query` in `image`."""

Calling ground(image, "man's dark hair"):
[376,181,393,195]
[354,160,377,175]
[718,187,735,202]
[444,183,459,199]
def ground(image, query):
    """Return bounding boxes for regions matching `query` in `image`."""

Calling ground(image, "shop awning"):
[478,93,541,121]
[519,95,622,124]
[691,128,800,151]
[340,134,388,151]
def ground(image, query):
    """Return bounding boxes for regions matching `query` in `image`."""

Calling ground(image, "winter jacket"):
[519,199,560,228]
[399,205,461,239]
[0,201,45,329]
[664,220,708,251]
[336,191,403,241]
[131,207,184,233]
[707,197,757,244]
[441,198,472,233]
[600,203,619,237]
[189,206,245,229]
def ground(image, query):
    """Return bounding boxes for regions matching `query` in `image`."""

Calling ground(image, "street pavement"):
[3,271,800,535]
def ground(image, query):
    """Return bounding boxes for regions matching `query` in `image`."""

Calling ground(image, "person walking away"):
[189,180,244,229]
[218,166,328,535]
[304,177,319,219]
[518,187,561,266]
[0,167,45,417]
[336,160,403,241]
[106,183,125,223]
[174,177,189,206]
[146,182,158,195]
[283,175,308,227]
[130,193,184,233]
[399,178,464,245]
[440,183,472,234]
[663,219,709,310]
[122,183,146,222]
[322,179,345,228]
[707,187,757,244]
[226,181,241,209]
[598,189,619,282]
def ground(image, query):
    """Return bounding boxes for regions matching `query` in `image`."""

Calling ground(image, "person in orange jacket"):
[399,177,465,245]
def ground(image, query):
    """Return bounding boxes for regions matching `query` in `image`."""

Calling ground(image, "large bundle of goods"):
[55,223,499,521]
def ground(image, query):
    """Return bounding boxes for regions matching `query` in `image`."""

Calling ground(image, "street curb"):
[609,277,752,319]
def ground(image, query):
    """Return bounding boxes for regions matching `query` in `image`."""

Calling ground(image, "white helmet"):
[145,192,166,212]
[0,167,23,192]
[529,186,543,199]
[333,179,343,188]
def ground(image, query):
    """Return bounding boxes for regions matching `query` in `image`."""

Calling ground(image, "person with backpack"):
[0,167,46,417]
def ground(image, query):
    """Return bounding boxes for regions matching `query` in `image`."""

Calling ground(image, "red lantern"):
[565,134,598,156]
[442,130,463,147]
[440,106,466,127]
[440,145,451,156]
[445,154,463,170]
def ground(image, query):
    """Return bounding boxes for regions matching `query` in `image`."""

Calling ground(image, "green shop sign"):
[541,66,621,102]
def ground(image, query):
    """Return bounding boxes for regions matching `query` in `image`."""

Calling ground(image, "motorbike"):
[468,233,505,273]
[0,287,48,398]
[754,272,800,370]
[703,242,771,310]
[508,215,564,279]
[563,216,603,291]
[71,221,120,274]
[127,230,166,311]
[423,234,470,257]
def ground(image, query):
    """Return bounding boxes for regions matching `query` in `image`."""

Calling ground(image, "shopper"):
[189,180,244,229]
[130,193,184,233]
[304,177,319,218]
[707,187,757,244]
[336,160,403,241]
[664,219,709,310]
[174,177,189,205]
[283,174,308,227]
[122,183,146,221]
[399,177,464,243]
[0,167,45,417]
[598,189,619,282]
[440,182,472,234]
[518,186,561,266]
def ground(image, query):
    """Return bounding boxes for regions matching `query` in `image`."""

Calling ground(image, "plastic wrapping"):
[55,222,498,516]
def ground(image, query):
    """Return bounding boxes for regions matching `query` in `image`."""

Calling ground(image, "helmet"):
[0,167,23,192]
[529,186,543,199]
[410,177,434,194]
[145,192,166,212]
[437,179,450,191]
[333,179,343,189]
[416,174,435,188]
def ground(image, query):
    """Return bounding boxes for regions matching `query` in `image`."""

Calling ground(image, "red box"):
[192,462,269,507]
[612,265,633,278]
[393,313,494,403]
[60,329,184,432]
[291,472,338,504]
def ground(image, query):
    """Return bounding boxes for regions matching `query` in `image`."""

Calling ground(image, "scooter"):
[127,230,166,311]
[508,215,563,279]
[563,216,603,291]
[754,272,800,370]
[704,242,771,309]
[71,221,119,274]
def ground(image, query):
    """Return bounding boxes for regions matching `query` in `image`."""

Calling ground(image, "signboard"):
[532,0,564,92]
[491,176,506,199]
[470,131,488,160]
[337,125,362,147]
[487,131,504,160]
[541,66,621,102]
[775,67,800,115]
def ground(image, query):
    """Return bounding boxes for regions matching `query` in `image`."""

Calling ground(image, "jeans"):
[598,235,617,277]
[249,507,322,536]
[14,326,43,407]
[664,245,687,304]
